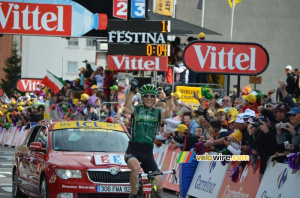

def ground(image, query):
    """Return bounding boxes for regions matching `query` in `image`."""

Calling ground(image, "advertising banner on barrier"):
[11,127,24,147]
[153,144,169,171]
[16,128,31,147]
[255,162,300,198]
[218,160,260,198]
[1,127,11,146]
[187,152,229,197]
[161,147,180,191]
[0,128,6,143]
[6,126,16,146]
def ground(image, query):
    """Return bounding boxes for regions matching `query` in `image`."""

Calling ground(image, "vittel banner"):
[0,0,107,37]
[16,78,43,92]
[187,152,229,198]
[107,55,168,71]
[183,41,269,75]
[255,162,300,198]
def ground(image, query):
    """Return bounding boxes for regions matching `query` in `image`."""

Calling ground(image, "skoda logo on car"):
[109,167,120,175]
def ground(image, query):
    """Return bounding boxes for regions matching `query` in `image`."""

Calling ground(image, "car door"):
[18,126,41,193]
[27,126,48,194]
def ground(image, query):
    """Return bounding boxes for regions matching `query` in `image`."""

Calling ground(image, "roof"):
[147,11,222,36]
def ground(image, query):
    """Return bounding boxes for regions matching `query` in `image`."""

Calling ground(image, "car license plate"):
[97,185,131,193]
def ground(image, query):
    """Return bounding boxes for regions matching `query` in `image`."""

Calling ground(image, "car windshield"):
[52,129,129,152]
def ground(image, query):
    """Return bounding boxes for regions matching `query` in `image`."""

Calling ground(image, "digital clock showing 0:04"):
[146,44,168,56]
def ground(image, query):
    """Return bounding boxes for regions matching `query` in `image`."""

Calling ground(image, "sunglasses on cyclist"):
[142,94,156,98]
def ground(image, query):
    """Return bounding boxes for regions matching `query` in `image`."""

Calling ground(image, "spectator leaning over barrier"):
[84,104,99,121]
[247,115,282,182]
[172,124,199,151]
[276,107,300,152]
[182,111,199,135]
[26,107,38,122]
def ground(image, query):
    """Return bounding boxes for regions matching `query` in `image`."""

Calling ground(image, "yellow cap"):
[242,93,256,104]
[73,98,79,105]
[91,85,98,89]
[17,106,23,112]
[228,114,237,124]
[216,108,226,113]
[199,32,206,38]
[171,92,181,99]
[231,130,242,141]
[80,93,89,101]
[227,108,239,117]
[175,124,189,133]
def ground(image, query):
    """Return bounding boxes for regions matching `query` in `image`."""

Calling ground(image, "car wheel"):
[40,176,49,198]
[12,170,28,198]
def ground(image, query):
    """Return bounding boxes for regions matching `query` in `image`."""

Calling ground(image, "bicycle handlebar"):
[139,169,177,183]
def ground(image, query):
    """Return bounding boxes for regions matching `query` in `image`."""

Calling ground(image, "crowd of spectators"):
[153,78,300,182]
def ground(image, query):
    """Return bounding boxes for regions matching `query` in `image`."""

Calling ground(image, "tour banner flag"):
[228,0,242,8]
[155,0,173,16]
[42,71,65,95]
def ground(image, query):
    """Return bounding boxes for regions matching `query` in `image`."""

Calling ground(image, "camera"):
[280,122,286,129]
[284,141,290,148]
[215,93,220,99]
[251,122,262,128]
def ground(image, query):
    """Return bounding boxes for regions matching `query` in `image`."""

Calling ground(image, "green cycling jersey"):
[131,105,162,146]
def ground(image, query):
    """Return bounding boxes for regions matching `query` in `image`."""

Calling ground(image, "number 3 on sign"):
[113,0,128,20]
[131,0,145,18]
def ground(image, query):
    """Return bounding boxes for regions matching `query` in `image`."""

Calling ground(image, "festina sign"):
[16,78,43,92]
[107,55,168,71]
[108,31,167,44]
[183,41,269,75]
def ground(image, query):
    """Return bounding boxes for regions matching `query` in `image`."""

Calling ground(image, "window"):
[86,38,96,48]
[35,127,48,148]
[26,126,41,147]
[68,38,79,46]
[67,61,78,74]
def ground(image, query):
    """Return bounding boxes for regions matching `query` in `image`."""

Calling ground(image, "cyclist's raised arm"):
[161,84,174,119]
[124,79,139,115]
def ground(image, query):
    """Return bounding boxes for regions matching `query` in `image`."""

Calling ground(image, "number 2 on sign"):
[117,2,127,16]
[101,155,110,163]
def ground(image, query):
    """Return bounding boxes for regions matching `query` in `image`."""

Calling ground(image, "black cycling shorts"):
[124,142,159,174]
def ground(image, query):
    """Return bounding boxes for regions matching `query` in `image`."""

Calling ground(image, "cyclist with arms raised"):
[124,79,174,198]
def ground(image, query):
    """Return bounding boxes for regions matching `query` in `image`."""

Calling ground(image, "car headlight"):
[55,169,82,180]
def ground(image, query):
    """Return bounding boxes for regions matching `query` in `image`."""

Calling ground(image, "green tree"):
[0,41,21,97]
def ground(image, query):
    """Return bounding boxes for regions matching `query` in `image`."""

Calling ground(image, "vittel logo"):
[183,41,269,75]
[0,2,71,35]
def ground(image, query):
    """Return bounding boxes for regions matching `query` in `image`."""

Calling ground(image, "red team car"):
[12,120,151,198]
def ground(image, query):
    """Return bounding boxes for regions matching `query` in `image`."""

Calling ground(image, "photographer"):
[276,107,300,152]
[247,115,281,181]
[169,124,199,151]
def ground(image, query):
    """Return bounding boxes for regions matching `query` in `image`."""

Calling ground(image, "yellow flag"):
[155,0,173,17]
[228,0,242,8]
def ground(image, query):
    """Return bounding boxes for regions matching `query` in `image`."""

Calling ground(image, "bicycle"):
[136,169,177,198]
